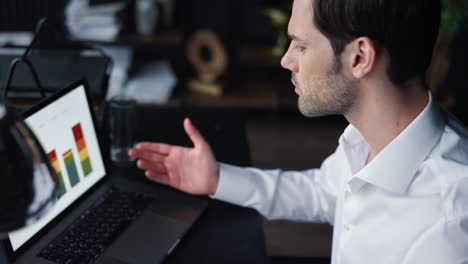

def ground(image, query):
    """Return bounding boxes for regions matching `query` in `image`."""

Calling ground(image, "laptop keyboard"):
[38,188,155,264]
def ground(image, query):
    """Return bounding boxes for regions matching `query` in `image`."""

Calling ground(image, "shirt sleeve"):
[402,216,468,264]
[211,151,342,224]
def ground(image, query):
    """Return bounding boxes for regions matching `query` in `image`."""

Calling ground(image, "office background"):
[0,0,467,261]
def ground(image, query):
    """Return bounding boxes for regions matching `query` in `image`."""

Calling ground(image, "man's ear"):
[344,37,377,79]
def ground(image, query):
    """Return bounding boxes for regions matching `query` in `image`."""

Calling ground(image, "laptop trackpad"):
[98,210,187,264]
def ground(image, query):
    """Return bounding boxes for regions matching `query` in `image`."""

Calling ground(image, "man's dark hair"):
[312,0,441,85]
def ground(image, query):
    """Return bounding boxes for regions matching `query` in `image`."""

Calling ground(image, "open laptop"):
[2,80,207,264]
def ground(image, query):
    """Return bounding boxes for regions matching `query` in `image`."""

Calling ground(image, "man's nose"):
[280,46,297,72]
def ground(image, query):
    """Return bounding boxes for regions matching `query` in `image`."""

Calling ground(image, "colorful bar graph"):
[72,123,93,176]
[63,149,80,187]
[47,150,67,198]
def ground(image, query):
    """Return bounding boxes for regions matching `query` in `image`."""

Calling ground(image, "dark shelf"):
[83,29,183,47]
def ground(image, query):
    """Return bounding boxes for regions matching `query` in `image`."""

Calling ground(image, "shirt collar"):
[340,91,445,194]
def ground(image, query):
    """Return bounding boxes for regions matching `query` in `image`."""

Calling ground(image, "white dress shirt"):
[212,93,468,264]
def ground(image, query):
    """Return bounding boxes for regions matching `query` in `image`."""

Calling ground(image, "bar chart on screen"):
[44,122,95,199]
[73,123,93,176]
[23,85,105,206]
[47,150,67,198]
[47,123,93,199]
[62,149,81,187]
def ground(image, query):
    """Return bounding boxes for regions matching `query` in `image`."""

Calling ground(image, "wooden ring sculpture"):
[187,29,228,95]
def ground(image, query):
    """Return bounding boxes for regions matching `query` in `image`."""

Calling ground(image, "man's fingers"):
[137,159,168,174]
[136,142,171,155]
[129,149,166,163]
[184,118,206,147]
[145,170,170,185]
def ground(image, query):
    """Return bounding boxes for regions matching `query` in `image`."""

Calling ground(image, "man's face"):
[281,0,355,117]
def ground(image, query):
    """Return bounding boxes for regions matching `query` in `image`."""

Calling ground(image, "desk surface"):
[110,106,268,264]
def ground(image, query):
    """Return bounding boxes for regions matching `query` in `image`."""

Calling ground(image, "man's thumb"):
[184,118,205,147]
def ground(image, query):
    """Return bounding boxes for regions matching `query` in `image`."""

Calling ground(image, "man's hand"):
[128,118,220,195]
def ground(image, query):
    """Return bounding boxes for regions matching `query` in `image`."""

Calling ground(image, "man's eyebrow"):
[288,33,307,43]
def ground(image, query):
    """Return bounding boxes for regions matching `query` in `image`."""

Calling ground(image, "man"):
[129,0,468,263]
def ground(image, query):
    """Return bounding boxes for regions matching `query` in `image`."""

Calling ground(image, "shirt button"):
[344,224,352,232]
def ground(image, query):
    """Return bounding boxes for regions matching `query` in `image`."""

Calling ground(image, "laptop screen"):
[7,82,106,251]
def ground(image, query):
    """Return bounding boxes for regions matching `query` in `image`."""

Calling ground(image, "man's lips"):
[291,79,300,95]
[295,87,301,95]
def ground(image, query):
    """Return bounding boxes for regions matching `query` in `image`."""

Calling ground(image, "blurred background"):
[0,0,467,261]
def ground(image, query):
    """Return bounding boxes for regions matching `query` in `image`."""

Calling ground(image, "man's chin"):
[298,100,335,118]
[298,102,319,117]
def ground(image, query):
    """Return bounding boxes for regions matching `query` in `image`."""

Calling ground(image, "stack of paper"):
[65,0,125,42]
[125,60,177,104]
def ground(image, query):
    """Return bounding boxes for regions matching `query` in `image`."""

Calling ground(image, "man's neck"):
[346,79,429,163]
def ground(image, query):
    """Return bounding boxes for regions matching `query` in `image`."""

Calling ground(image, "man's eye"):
[295,45,306,52]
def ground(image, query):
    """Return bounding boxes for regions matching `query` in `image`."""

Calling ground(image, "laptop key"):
[38,188,154,264]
